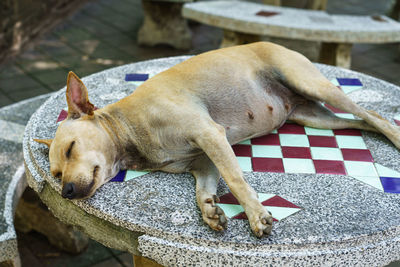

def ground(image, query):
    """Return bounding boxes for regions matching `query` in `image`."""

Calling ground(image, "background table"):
[24,56,400,266]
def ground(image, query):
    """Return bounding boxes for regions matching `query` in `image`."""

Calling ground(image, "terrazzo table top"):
[182,1,400,43]
[0,94,50,262]
[23,56,400,266]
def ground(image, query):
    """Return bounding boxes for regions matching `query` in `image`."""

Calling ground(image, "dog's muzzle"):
[62,182,76,199]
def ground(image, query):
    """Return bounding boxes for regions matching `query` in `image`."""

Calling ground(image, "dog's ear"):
[34,138,53,148]
[66,71,95,119]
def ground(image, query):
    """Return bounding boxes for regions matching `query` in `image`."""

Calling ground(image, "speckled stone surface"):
[182,1,400,43]
[24,56,400,266]
[0,94,49,262]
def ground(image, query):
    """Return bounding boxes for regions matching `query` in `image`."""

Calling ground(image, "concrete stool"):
[24,56,400,266]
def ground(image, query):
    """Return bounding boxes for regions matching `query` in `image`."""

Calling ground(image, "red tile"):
[282,146,311,159]
[57,110,68,122]
[278,123,306,134]
[219,192,240,205]
[233,212,248,220]
[333,129,362,136]
[261,195,300,209]
[308,136,338,148]
[313,160,346,175]
[341,149,374,162]
[252,158,284,172]
[395,119,400,126]
[324,103,347,114]
[255,10,280,17]
[232,144,252,157]
[233,211,278,222]
[251,134,280,145]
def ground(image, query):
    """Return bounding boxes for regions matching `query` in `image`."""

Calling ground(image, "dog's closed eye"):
[54,172,62,179]
[66,141,75,158]
[93,165,99,177]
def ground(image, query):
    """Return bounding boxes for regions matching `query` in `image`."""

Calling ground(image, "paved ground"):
[0,0,399,266]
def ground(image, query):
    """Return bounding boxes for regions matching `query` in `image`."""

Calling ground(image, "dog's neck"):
[95,106,152,171]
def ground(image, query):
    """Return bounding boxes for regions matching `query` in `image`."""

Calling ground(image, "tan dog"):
[35,42,400,237]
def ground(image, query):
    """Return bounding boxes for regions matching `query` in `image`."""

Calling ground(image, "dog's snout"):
[62,182,76,199]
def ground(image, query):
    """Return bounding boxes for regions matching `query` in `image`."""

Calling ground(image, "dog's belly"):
[202,75,301,145]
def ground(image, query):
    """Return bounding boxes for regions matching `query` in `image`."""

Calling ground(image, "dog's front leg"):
[193,122,273,237]
[191,154,227,231]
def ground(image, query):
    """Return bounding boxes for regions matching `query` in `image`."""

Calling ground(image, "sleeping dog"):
[35,42,400,237]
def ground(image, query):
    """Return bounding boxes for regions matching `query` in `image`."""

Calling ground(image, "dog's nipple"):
[247,110,254,120]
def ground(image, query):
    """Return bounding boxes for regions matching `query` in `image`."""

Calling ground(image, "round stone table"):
[23,56,400,266]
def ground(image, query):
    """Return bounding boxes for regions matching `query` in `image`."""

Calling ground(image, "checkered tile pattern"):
[217,192,301,221]
[55,75,400,206]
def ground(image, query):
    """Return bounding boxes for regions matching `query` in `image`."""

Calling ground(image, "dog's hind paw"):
[249,208,273,238]
[201,198,228,231]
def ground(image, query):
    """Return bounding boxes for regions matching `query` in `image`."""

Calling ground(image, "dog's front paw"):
[249,207,273,238]
[201,197,228,231]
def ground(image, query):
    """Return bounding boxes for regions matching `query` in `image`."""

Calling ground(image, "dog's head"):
[35,72,119,200]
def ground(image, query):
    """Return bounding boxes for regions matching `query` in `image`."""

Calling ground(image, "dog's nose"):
[62,182,76,199]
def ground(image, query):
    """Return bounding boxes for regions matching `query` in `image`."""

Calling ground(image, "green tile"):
[252,145,282,158]
[335,113,356,119]
[304,127,334,136]
[330,78,339,86]
[375,163,400,178]
[238,139,251,145]
[344,161,378,177]
[264,206,301,221]
[351,175,383,191]
[258,193,275,202]
[310,147,343,160]
[279,134,310,147]
[236,156,252,172]
[125,170,149,181]
[216,203,244,218]
[336,135,366,149]
[283,158,315,173]
[341,85,362,94]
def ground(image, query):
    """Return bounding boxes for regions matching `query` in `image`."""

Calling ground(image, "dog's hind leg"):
[289,100,378,132]
[271,48,400,148]
[190,154,227,231]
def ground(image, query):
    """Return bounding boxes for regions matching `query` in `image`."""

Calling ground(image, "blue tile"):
[125,73,149,82]
[110,170,126,182]
[336,78,362,86]
[380,177,400,193]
